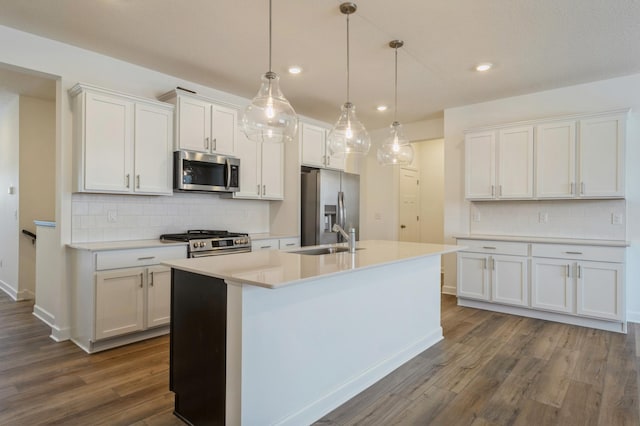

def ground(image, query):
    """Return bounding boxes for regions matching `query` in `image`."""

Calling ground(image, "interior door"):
[399,168,420,242]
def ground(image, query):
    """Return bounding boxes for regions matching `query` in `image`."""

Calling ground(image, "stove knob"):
[200,241,206,248]
[193,242,198,249]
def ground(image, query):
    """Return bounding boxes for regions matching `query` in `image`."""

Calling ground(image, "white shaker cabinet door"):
[177,96,211,152]
[576,261,623,321]
[497,126,533,199]
[146,265,172,328]
[465,131,496,199]
[457,253,490,301]
[491,255,528,307]
[578,115,625,198]
[234,132,261,199]
[531,258,574,314]
[95,268,145,340]
[134,103,173,195]
[211,105,237,156]
[301,123,327,168]
[84,92,134,192]
[261,142,284,200]
[535,121,576,198]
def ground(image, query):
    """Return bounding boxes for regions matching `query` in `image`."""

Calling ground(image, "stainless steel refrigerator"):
[301,167,360,246]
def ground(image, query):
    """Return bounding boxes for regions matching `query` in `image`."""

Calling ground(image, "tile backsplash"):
[71,192,270,243]
[470,199,626,240]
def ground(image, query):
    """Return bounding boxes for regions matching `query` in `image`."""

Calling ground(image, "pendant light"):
[377,40,414,166]
[327,2,371,157]
[240,0,298,143]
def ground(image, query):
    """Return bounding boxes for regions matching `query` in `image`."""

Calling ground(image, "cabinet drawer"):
[279,237,300,250]
[457,239,529,256]
[96,245,187,270]
[531,243,624,263]
[251,238,279,251]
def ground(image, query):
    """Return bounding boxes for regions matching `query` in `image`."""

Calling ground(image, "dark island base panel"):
[170,269,227,425]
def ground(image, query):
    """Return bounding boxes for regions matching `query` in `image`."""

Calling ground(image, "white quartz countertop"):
[68,239,188,251]
[163,240,461,289]
[250,233,298,241]
[454,234,630,247]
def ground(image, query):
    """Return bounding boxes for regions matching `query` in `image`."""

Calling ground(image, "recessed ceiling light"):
[376,105,388,112]
[475,63,493,72]
[288,66,303,75]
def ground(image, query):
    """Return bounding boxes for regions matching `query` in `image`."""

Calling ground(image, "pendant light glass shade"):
[377,40,414,166]
[377,121,414,165]
[240,0,298,143]
[327,102,370,156]
[327,2,370,157]
[241,71,298,142]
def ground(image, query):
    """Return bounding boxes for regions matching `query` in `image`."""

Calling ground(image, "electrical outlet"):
[538,212,548,224]
[107,210,117,223]
[612,213,623,225]
[472,211,481,222]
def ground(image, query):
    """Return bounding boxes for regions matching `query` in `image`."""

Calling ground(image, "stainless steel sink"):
[291,247,363,255]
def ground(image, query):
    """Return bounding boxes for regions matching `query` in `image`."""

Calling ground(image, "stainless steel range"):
[160,230,251,258]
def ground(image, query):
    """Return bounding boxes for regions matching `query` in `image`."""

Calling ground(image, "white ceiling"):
[0,0,639,129]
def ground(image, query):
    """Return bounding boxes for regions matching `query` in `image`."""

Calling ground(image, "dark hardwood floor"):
[0,290,637,425]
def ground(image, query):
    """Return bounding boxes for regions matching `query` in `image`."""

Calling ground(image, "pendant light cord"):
[346,12,350,103]
[394,46,398,123]
[268,0,272,73]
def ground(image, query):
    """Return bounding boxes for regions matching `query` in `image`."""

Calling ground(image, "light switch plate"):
[107,210,117,223]
[472,211,481,222]
[538,212,548,224]
[612,213,623,225]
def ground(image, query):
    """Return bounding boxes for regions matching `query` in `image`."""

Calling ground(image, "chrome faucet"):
[332,224,356,253]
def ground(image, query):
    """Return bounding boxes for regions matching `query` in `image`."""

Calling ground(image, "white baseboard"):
[0,280,18,301]
[627,310,640,324]
[50,326,71,342]
[441,285,457,296]
[33,304,55,326]
[277,329,444,426]
[16,289,34,301]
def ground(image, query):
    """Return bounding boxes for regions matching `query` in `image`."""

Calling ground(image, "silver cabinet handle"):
[577,265,582,278]
[490,257,495,270]
[137,256,155,260]
[149,271,154,287]
[205,137,209,149]
[580,182,585,194]
[257,184,260,195]
[285,243,296,246]
[491,185,495,197]
[136,175,140,189]
[261,245,272,249]
[213,138,217,150]
[565,251,583,255]
[570,182,575,195]
[327,155,331,166]
[483,258,487,269]
[262,185,266,196]
[499,185,503,196]
[566,264,570,278]
[482,246,497,250]
[125,174,130,188]
[139,272,144,288]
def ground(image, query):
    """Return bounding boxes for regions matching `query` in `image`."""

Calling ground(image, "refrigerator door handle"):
[338,191,346,229]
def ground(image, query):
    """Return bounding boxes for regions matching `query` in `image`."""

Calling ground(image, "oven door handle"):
[225,158,231,190]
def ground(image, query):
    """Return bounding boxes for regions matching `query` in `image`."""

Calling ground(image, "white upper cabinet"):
[233,132,284,200]
[465,126,532,200]
[464,131,496,199]
[71,83,174,195]
[578,115,625,198]
[465,109,627,201]
[301,122,344,171]
[161,89,237,156]
[497,126,534,198]
[535,121,576,198]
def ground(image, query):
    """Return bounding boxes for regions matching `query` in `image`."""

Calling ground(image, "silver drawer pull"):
[565,251,583,255]
[137,256,155,260]
[260,245,272,249]
[482,246,497,250]
[285,243,296,246]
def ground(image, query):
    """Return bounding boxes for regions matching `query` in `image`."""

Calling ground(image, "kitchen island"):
[163,240,460,426]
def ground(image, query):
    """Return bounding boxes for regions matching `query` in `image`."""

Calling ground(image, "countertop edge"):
[453,234,630,247]
[68,240,188,251]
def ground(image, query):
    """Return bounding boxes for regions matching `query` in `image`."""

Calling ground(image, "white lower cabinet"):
[70,244,186,353]
[251,236,300,251]
[457,238,626,332]
[457,249,527,307]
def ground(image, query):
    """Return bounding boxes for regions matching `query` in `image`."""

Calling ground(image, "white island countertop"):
[162,240,460,289]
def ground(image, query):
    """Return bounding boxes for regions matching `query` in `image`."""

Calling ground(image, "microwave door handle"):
[225,158,231,190]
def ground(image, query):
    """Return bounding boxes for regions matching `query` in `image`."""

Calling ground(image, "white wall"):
[19,96,55,298]
[417,139,444,244]
[0,94,20,299]
[443,73,640,322]
[361,119,444,241]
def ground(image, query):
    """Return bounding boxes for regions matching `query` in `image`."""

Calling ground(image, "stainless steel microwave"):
[174,151,240,193]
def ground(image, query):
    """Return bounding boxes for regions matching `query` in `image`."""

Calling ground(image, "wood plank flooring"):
[0,291,637,425]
